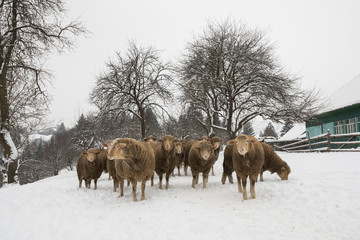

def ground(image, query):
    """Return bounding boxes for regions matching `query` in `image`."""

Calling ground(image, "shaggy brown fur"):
[173,140,186,176]
[209,136,223,176]
[183,139,196,176]
[221,143,235,184]
[260,142,291,181]
[76,148,106,190]
[102,140,119,192]
[107,138,155,201]
[153,135,178,189]
[189,140,217,188]
[228,135,265,200]
[142,135,157,144]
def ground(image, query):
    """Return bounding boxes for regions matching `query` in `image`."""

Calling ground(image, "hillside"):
[1,151,360,240]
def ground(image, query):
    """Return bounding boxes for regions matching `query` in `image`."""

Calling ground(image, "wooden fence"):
[275,130,360,152]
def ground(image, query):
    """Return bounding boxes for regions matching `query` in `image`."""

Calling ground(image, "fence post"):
[327,129,331,152]
[307,131,312,152]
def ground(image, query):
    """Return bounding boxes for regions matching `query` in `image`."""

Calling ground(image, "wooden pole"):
[327,129,331,152]
[307,131,312,152]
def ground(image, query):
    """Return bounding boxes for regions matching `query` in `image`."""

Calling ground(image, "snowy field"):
[1,151,360,240]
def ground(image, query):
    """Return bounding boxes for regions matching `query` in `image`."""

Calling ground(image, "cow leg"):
[242,176,248,200]
[158,173,163,189]
[165,172,171,189]
[203,170,210,189]
[260,169,264,182]
[113,177,118,192]
[141,180,146,200]
[94,178,98,190]
[78,178,82,188]
[236,174,242,193]
[131,180,137,202]
[119,177,124,197]
[229,173,234,184]
[250,175,257,199]
[192,171,199,188]
[221,172,226,184]
[86,179,91,189]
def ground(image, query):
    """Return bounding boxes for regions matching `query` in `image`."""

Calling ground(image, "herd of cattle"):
[76,134,291,201]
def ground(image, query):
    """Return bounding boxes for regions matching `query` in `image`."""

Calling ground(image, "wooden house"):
[305,75,360,149]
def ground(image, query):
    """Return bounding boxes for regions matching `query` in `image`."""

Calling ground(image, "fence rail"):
[275,130,360,152]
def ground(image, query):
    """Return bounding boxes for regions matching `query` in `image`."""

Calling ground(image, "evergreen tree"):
[72,114,95,150]
[262,122,278,138]
[145,108,162,137]
[57,123,66,133]
[178,105,207,138]
[280,120,294,137]
[242,122,255,136]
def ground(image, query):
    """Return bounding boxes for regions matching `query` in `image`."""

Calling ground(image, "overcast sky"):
[46,0,360,128]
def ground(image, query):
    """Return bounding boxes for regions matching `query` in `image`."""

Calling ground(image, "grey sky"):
[47,0,360,128]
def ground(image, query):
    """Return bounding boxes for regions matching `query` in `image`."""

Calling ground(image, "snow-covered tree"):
[72,114,96,151]
[178,18,324,140]
[0,0,85,186]
[90,41,174,139]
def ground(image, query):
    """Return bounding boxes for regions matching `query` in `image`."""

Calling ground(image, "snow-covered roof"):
[323,74,360,113]
[278,123,306,141]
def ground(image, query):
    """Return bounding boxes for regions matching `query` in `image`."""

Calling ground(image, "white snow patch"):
[28,134,53,142]
[279,123,306,141]
[0,129,18,161]
[0,151,359,240]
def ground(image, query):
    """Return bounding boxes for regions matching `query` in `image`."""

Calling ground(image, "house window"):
[346,118,356,133]
[334,121,344,134]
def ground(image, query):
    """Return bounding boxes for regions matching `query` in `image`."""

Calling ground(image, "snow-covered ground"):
[1,151,359,240]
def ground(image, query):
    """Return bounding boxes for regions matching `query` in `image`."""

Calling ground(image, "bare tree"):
[0,0,85,186]
[178,19,323,139]
[90,41,174,139]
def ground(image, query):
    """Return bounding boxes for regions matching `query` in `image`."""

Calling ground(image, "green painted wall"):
[306,103,360,138]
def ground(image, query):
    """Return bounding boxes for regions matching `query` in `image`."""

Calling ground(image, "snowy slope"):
[1,151,360,240]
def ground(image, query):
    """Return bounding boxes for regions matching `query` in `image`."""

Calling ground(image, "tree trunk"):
[0,0,19,187]
[139,107,146,139]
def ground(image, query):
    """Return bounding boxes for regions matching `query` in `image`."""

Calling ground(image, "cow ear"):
[220,138,224,142]
[158,139,163,143]
[95,151,101,155]
[174,139,179,143]
[82,152,87,155]
[102,143,108,147]
[119,143,127,148]
[227,140,236,145]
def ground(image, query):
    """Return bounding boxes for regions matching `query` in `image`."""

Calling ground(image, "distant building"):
[306,74,360,139]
